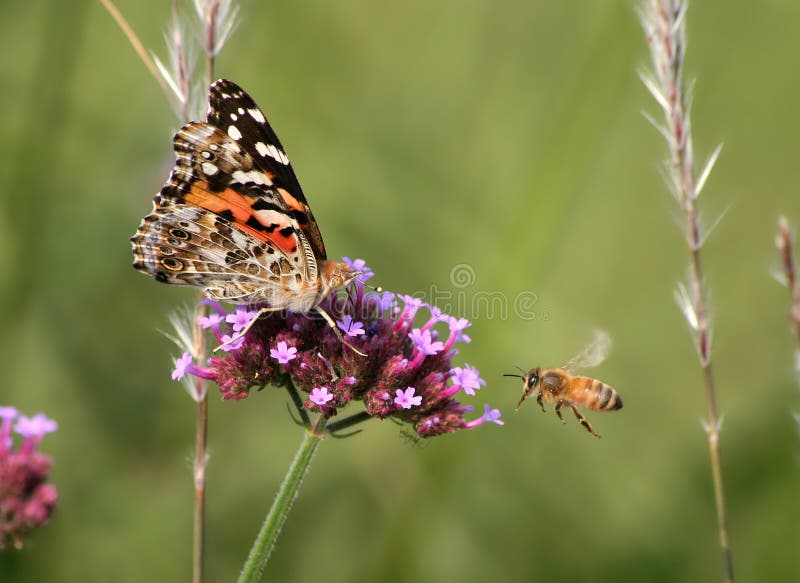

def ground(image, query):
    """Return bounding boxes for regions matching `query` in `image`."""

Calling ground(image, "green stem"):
[237,419,325,583]
[285,382,311,428]
[326,411,372,434]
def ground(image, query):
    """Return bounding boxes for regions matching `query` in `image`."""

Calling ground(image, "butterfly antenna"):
[361,280,383,293]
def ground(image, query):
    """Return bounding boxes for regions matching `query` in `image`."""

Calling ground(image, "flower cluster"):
[0,407,58,549]
[173,258,502,437]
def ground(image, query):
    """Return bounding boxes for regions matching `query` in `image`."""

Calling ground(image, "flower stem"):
[204,1,219,91]
[193,396,208,583]
[237,417,326,583]
[326,411,372,434]
[193,301,210,583]
[285,382,311,428]
[776,216,800,393]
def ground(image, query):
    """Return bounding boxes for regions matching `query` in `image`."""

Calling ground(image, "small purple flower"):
[172,352,194,380]
[171,352,217,383]
[219,334,245,352]
[337,315,366,337]
[198,312,225,329]
[13,414,58,439]
[422,306,448,331]
[466,403,504,428]
[448,317,471,343]
[309,387,334,406]
[394,387,423,409]
[270,341,298,364]
[450,364,486,396]
[0,407,18,452]
[409,329,444,356]
[394,294,426,331]
[0,407,18,422]
[343,257,374,281]
[372,291,396,312]
[481,404,504,425]
[226,307,259,333]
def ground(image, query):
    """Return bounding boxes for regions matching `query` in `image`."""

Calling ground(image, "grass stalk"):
[639,2,735,581]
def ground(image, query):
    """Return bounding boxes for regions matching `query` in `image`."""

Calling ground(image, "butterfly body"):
[131,80,358,311]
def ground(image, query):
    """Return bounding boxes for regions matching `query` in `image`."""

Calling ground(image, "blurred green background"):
[2,0,799,581]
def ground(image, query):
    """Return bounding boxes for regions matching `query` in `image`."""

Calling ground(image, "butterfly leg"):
[569,404,601,438]
[314,306,368,357]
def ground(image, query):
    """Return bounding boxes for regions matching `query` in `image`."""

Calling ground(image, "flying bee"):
[505,331,622,438]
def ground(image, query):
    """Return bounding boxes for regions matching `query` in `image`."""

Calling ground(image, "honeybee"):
[505,331,622,438]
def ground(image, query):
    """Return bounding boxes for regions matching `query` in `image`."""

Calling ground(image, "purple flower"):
[198,312,225,329]
[409,329,444,356]
[0,407,58,549]
[309,387,334,406]
[172,352,194,380]
[466,403,505,428]
[422,306,448,331]
[190,256,495,438]
[200,298,226,314]
[371,291,396,312]
[171,351,217,383]
[0,407,18,421]
[450,364,486,396]
[13,414,58,439]
[394,294,426,331]
[226,307,259,332]
[394,387,423,409]
[337,315,366,337]
[219,334,245,352]
[270,341,298,364]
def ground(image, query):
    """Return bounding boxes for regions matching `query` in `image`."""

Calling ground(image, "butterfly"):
[131,79,362,338]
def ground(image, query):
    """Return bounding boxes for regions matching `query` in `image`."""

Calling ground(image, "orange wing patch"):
[184,183,300,254]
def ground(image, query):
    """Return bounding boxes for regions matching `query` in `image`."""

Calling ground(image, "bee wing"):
[563,330,612,372]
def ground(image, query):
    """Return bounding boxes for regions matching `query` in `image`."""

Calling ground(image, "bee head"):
[504,366,540,411]
[525,368,540,391]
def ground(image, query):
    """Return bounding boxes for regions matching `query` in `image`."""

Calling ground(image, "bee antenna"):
[514,365,526,375]
[503,373,524,379]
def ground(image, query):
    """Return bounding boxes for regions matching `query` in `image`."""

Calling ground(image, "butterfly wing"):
[132,81,324,308]
[205,79,327,261]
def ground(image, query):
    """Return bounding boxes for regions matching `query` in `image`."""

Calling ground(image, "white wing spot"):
[237,107,245,115]
[201,162,219,176]
[255,142,269,157]
[209,143,220,151]
[266,143,290,165]
[232,169,272,186]
[230,113,238,121]
[248,108,266,124]
[228,125,242,141]
[201,151,212,159]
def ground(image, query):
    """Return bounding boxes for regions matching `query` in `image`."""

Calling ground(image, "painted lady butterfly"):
[131,80,360,321]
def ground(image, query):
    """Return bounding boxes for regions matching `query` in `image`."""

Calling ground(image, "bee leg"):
[569,404,601,438]
[554,400,567,424]
[537,393,545,413]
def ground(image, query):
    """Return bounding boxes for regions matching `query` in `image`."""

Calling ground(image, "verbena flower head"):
[175,259,502,437]
[0,408,58,549]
